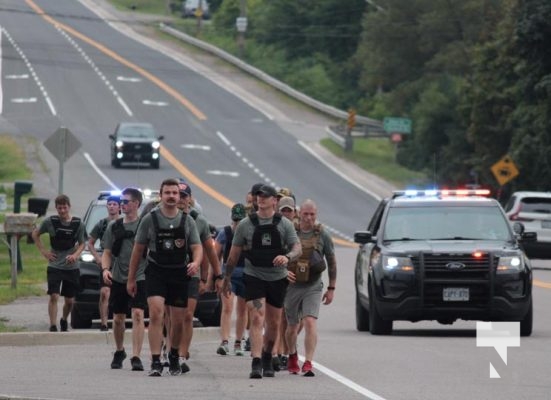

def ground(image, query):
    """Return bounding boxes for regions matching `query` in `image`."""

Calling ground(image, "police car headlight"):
[80,252,95,263]
[151,141,160,149]
[497,256,523,273]
[382,256,414,273]
[115,140,124,148]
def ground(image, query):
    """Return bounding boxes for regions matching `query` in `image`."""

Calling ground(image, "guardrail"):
[159,23,385,145]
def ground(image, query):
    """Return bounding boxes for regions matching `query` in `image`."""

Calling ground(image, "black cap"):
[255,185,277,197]
[251,182,264,195]
[231,203,247,221]
[178,180,192,197]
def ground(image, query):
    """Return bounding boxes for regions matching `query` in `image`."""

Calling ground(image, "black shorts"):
[109,280,146,314]
[243,273,288,308]
[47,267,80,298]
[145,264,189,308]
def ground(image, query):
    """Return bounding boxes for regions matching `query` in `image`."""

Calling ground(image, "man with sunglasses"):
[101,188,147,371]
[222,184,301,379]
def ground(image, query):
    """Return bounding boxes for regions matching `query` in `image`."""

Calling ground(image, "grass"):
[321,137,428,187]
[0,135,45,331]
[109,0,175,15]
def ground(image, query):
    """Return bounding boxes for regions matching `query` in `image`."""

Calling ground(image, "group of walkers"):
[31,178,337,379]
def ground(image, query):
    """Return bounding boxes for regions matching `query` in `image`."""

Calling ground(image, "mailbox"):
[14,181,33,213]
[28,198,49,217]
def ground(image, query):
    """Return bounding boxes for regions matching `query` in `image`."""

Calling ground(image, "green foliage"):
[110,0,170,14]
[0,136,31,181]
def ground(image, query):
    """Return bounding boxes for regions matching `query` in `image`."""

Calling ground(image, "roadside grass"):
[0,135,45,331]
[321,138,428,188]
[109,0,170,14]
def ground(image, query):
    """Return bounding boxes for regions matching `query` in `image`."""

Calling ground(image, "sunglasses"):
[120,199,132,205]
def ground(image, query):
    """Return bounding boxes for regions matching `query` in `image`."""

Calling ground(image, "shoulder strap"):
[189,209,198,220]
[249,212,259,226]
[150,209,160,231]
[272,213,282,225]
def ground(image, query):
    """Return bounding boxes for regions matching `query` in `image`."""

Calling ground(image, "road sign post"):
[44,127,81,195]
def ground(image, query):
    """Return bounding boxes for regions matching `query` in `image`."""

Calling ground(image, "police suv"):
[354,189,535,336]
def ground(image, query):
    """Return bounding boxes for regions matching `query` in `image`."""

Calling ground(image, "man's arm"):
[31,227,52,261]
[127,242,145,296]
[87,236,101,265]
[187,242,203,277]
[101,249,113,285]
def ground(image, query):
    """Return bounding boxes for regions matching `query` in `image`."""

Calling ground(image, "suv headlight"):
[115,140,124,148]
[80,252,95,263]
[382,256,414,273]
[151,141,160,149]
[496,256,523,273]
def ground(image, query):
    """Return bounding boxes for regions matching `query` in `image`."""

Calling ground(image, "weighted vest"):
[244,213,285,267]
[148,210,189,265]
[288,223,326,283]
[223,225,245,266]
[50,216,81,251]
[110,218,135,257]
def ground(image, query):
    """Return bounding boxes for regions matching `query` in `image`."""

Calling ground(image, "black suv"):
[72,190,221,329]
[109,122,164,169]
[354,189,535,336]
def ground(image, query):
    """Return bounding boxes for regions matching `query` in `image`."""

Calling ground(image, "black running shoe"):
[244,337,251,352]
[180,358,190,374]
[59,318,68,332]
[49,325,57,332]
[272,354,281,372]
[111,349,127,369]
[250,357,262,379]
[261,351,275,378]
[168,353,181,376]
[130,356,144,371]
[149,360,163,377]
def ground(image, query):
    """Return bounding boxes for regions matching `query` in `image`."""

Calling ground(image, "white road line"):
[181,144,211,151]
[55,27,133,117]
[142,100,169,106]
[83,152,119,191]
[206,170,239,177]
[117,76,141,82]
[300,358,387,400]
[11,97,37,103]
[1,27,56,116]
[5,74,29,79]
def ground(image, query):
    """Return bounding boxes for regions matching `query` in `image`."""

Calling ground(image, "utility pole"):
[236,0,247,58]
[196,0,204,36]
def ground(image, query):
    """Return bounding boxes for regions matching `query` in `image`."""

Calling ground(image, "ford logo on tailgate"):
[446,262,466,270]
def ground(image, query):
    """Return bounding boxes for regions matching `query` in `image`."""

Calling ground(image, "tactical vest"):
[110,218,135,257]
[288,223,326,283]
[50,216,81,251]
[223,225,245,266]
[149,210,189,265]
[97,218,108,241]
[244,213,285,267]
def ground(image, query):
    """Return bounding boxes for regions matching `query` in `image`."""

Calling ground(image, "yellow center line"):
[25,0,206,120]
[534,279,551,289]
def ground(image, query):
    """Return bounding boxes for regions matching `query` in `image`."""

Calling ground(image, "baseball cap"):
[178,180,192,197]
[231,203,247,221]
[277,187,293,198]
[106,195,121,204]
[251,182,264,195]
[278,196,295,211]
[255,185,277,197]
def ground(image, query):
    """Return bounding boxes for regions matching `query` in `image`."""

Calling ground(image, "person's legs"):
[180,298,196,358]
[99,286,110,329]
[48,293,59,327]
[302,316,318,362]
[62,296,74,321]
[147,296,165,356]
[112,313,126,350]
[234,296,247,354]
[218,293,234,355]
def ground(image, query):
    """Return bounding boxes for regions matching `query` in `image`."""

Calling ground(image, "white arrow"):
[5,74,29,79]
[207,170,240,177]
[142,100,169,106]
[11,97,37,103]
[181,144,211,151]
[117,76,142,82]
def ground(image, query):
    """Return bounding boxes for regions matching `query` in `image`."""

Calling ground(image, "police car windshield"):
[118,125,155,139]
[383,206,512,241]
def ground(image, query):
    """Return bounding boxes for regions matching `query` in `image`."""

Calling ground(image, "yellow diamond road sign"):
[491,155,519,186]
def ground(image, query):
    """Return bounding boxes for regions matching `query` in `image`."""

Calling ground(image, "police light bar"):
[393,189,490,198]
[97,190,122,200]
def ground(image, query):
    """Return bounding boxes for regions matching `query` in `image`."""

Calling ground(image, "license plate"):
[443,287,469,301]
[542,221,551,229]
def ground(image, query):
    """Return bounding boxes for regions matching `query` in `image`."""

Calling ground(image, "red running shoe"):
[302,360,315,377]
[288,352,300,374]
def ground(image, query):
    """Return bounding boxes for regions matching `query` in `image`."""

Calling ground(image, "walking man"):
[32,194,86,332]
[88,195,120,331]
[222,184,301,379]
[285,199,337,377]
[127,178,202,376]
[101,188,147,371]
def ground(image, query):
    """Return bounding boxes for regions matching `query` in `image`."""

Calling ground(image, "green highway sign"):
[383,117,412,134]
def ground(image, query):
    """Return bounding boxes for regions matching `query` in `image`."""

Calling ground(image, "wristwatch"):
[214,274,224,281]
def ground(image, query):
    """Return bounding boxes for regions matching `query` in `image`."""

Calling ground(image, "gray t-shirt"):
[232,214,298,281]
[89,218,109,249]
[135,209,200,269]
[37,216,86,270]
[103,218,146,283]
